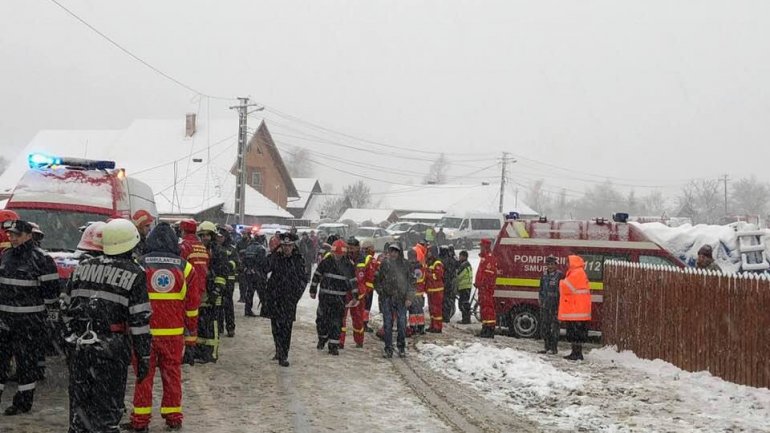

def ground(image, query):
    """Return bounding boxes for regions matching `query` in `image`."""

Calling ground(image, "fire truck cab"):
[492,213,685,338]
[4,154,157,278]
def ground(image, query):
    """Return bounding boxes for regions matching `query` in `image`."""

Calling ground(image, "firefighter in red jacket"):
[425,245,445,333]
[178,219,209,365]
[129,222,196,431]
[408,248,427,335]
[476,238,498,338]
[340,238,375,348]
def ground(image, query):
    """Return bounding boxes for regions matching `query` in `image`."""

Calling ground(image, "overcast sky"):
[1,0,769,203]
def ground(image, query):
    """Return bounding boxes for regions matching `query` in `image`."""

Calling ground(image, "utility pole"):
[229,97,259,224]
[498,152,508,213]
[721,174,730,216]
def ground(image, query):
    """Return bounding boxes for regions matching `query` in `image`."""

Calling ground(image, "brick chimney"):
[185,113,197,137]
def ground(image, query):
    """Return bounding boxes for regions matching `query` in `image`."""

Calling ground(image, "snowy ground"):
[418,339,770,433]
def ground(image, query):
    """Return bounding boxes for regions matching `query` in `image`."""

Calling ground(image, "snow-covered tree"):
[572,180,624,219]
[318,196,347,220]
[677,179,721,224]
[731,176,770,217]
[423,153,449,184]
[343,180,371,208]
[526,179,552,218]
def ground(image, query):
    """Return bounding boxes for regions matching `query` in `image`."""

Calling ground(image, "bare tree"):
[731,176,770,217]
[343,180,372,208]
[573,180,625,219]
[526,179,551,217]
[626,190,640,215]
[423,153,449,184]
[677,179,721,224]
[318,196,347,221]
[639,190,669,216]
[285,147,314,177]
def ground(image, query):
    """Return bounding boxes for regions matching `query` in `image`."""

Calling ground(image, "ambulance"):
[4,153,157,278]
[492,213,685,338]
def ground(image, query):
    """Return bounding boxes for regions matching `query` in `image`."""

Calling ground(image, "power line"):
[47,0,233,100]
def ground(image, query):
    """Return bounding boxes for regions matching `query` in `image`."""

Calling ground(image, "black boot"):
[564,344,583,361]
[317,338,327,350]
[328,344,340,356]
[3,405,30,416]
[460,313,471,324]
[364,321,374,333]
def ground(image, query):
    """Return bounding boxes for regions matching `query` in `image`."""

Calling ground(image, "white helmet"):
[102,218,140,256]
[77,221,107,252]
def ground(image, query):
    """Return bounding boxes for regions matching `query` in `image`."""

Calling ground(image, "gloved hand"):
[309,285,317,299]
[136,357,151,381]
[182,347,195,366]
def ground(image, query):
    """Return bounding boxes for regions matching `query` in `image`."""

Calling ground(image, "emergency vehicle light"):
[28,153,62,168]
[613,212,629,223]
[28,153,115,170]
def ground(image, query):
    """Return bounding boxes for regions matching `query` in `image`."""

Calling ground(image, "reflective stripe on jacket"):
[557,255,591,322]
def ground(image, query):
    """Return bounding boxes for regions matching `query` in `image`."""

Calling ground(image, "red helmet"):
[179,219,198,234]
[132,209,155,227]
[331,239,348,256]
[77,221,106,252]
[0,210,19,224]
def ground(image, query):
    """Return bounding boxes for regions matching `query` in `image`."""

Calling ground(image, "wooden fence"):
[603,262,770,389]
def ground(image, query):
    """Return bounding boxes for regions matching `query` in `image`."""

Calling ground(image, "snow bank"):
[633,221,770,273]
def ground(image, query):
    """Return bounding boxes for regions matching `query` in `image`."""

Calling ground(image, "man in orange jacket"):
[558,255,591,361]
[130,222,196,431]
[178,219,209,365]
[475,239,497,338]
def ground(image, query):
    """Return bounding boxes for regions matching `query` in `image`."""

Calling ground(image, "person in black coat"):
[264,233,307,366]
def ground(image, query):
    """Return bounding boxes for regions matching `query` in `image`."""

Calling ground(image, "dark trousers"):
[68,337,129,433]
[242,279,256,314]
[540,304,560,351]
[457,289,471,321]
[0,313,44,411]
[566,321,588,343]
[197,304,219,361]
[316,295,345,348]
[255,280,268,317]
[271,318,294,361]
[381,297,407,351]
[220,283,235,333]
[442,285,456,323]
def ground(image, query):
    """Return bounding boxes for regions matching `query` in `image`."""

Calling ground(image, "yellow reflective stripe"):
[561,312,591,320]
[149,292,185,300]
[496,277,604,290]
[427,287,444,292]
[160,406,182,415]
[187,252,208,259]
[186,309,199,318]
[365,282,374,288]
[184,262,193,278]
[133,407,152,415]
[150,327,185,336]
[214,277,226,285]
[356,263,366,268]
[513,221,530,238]
[482,320,496,324]
[429,260,443,270]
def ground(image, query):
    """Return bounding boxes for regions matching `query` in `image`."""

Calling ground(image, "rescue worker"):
[236,229,252,303]
[127,223,195,431]
[62,218,152,432]
[310,239,356,355]
[340,237,366,349]
[0,220,60,415]
[358,240,378,335]
[264,233,307,366]
[178,219,209,365]
[476,238,498,338]
[26,222,59,377]
[0,210,19,253]
[240,235,268,317]
[425,226,436,244]
[132,210,155,257]
[216,226,239,338]
[195,221,229,364]
[407,248,427,334]
[75,221,107,261]
[696,245,722,272]
[29,223,44,247]
[425,245,445,333]
[538,255,563,354]
[455,250,473,324]
[440,246,458,323]
[559,255,591,361]
[374,244,413,358]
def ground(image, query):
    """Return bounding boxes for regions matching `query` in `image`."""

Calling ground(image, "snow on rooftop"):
[399,212,446,221]
[381,183,538,216]
[288,177,320,210]
[337,208,396,225]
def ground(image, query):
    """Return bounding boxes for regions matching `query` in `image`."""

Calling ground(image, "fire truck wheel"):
[507,306,539,339]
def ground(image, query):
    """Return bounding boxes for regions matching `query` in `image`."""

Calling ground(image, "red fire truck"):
[492,214,685,338]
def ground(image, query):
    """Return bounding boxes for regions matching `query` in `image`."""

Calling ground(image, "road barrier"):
[603,262,770,389]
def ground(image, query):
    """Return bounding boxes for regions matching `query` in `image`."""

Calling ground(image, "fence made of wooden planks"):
[603,261,770,389]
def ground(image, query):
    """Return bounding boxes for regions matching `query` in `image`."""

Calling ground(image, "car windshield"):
[439,217,463,229]
[12,208,109,251]
[387,222,412,232]
[355,228,376,237]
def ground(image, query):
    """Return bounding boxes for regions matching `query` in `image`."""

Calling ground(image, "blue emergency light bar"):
[28,153,116,170]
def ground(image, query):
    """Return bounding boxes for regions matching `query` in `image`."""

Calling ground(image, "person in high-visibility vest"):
[129,222,196,431]
[558,255,591,361]
[475,239,497,338]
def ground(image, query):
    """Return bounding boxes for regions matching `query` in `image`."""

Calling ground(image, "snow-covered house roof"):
[398,212,446,222]
[287,178,322,218]
[301,193,351,222]
[338,208,397,225]
[381,183,538,217]
[0,118,293,219]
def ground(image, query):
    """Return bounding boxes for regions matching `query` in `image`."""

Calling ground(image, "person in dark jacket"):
[374,244,414,358]
[62,218,152,432]
[195,221,229,364]
[538,255,563,354]
[241,238,268,317]
[264,234,307,366]
[0,220,60,415]
[440,246,458,323]
[216,227,239,338]
[298,232,315,280]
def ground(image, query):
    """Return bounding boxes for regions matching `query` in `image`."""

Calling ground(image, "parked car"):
[386,221,431,249]
[316,222,350,241]
[353,226,396,252]
[438,212,504,249]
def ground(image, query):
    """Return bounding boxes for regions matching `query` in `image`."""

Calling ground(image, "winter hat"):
[145,222,180,255]
[698,245,714,258]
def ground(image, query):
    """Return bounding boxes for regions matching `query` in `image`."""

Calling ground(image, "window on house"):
[251,170,262,190]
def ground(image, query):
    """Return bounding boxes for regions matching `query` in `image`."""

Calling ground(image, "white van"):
[438,212,504,248]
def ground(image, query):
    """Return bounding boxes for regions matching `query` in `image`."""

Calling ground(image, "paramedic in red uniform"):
[339,237,369,348]
[132,210,155,256]
[178,219,209,365]
[425,245,445,333]
[476,238,498,338]
[558,255,591,361]
[359,240,378,333]
[129,222,196,431]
